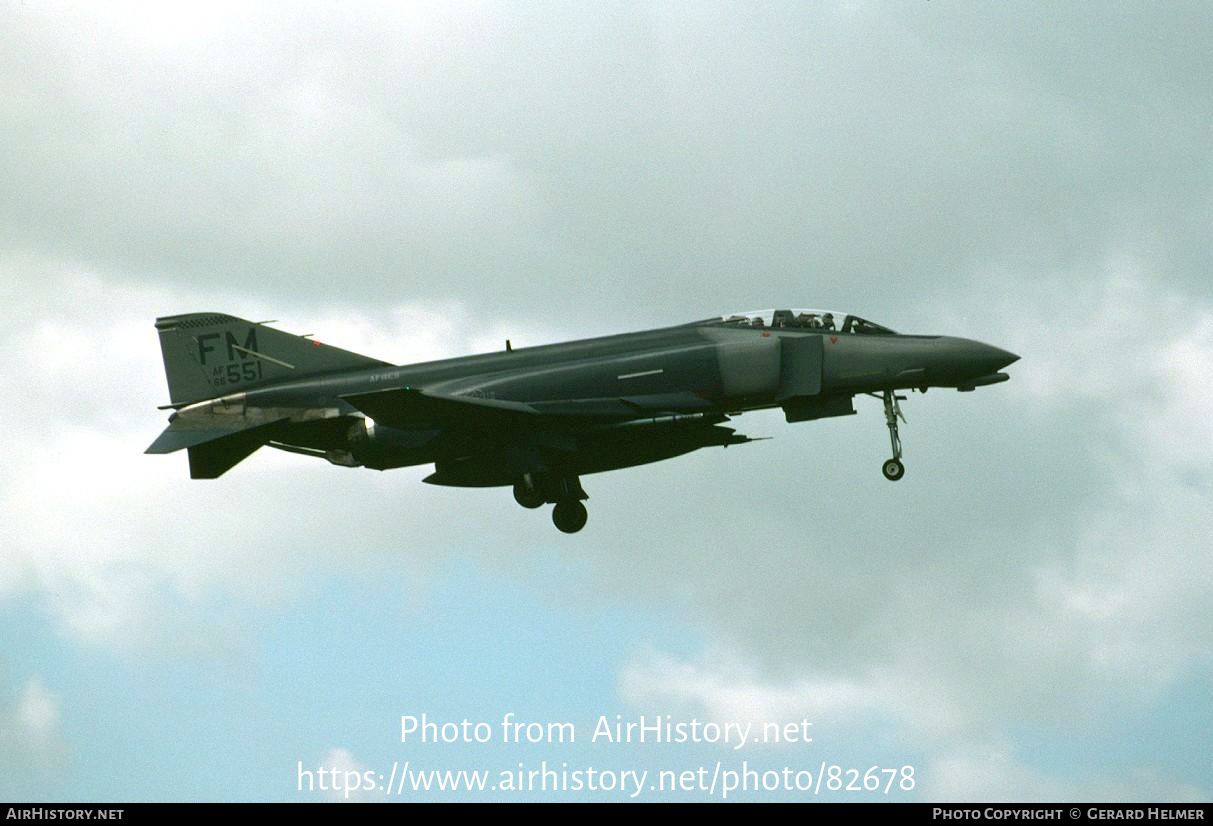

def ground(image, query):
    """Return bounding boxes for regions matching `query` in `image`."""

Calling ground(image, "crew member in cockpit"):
[822,312,835,331]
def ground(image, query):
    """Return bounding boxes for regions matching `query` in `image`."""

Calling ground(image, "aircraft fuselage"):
[149,309,1018,531]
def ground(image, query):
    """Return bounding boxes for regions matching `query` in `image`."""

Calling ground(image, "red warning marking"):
[312,340,322,347]
[829,336,838,344]
[762,331,771,337]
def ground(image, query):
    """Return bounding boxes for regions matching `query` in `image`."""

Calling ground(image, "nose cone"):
[974,341,1020,372]
[932,337,1019,384]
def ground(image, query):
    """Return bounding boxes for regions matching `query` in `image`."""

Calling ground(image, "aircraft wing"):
[341,387,541,430]
[341,387,715,430]
[531,392,712,417]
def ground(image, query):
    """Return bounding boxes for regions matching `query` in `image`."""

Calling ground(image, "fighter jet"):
[147,308,1018,533]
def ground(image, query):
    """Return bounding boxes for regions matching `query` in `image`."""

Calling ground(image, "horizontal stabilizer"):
[147,427,237,454]
[145,418,286,477]
[145,415,289,454]
[187,429,266,479]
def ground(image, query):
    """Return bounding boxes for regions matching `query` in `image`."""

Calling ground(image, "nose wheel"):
[882,457,905,481]
[881,389,906,481]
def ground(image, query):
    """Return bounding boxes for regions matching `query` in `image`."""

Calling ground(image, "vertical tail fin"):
[154,313,390,406]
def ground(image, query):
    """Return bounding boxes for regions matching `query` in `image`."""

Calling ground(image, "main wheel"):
[513,482,545,509]
[552,500,588,533]
[882,458,905,481]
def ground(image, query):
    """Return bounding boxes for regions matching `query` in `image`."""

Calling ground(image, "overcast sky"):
[2,0,1211,802]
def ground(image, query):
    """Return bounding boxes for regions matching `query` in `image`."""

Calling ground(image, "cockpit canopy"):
[703,309,896,335]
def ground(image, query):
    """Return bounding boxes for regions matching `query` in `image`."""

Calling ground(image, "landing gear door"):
[777,334,822,400]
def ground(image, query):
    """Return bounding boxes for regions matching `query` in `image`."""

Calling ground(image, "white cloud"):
[0,676,68,796]
[0,262,564,651]
[926,744,1207,803]
[621,646,889,730]
[315,747,373,803]
[622,649,1211,802]
[620,645,978,748]
[617,266,1213,800]
[14,677,61,749]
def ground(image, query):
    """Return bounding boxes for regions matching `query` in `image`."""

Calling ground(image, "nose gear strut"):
[880,389,906,481]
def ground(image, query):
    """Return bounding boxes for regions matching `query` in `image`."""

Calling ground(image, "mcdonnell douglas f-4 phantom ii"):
[148,308,1018,533]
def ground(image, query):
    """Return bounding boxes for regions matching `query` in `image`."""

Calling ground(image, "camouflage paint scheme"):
[148,309,1018,532]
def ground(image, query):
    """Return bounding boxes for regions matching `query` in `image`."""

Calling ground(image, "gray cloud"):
[4,2,1209,323]
[3,0,1211,800]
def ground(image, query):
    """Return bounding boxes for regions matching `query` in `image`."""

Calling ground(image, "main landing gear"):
[512,474,590,533]
[879,388,906,481]
[552,500,588,534]
[512,482,545,509]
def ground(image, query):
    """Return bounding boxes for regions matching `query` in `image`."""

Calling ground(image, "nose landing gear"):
[881,389,906,481]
